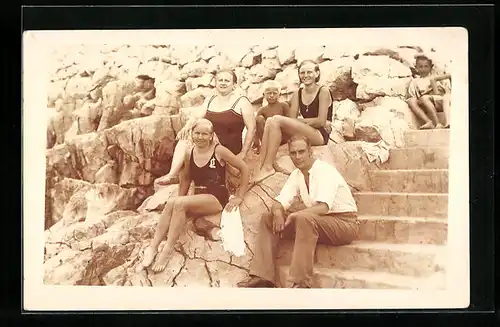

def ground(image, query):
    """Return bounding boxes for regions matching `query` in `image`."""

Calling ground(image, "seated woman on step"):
[155,69,256,186]
[141,118,250,273]
[252,60,334,184]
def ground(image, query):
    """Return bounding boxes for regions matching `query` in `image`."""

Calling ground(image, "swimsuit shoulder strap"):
[206,94,217,110]
[230,95,250,110]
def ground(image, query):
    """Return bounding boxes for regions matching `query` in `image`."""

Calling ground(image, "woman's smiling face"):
[298,62,319,85]
[215,71,235,95]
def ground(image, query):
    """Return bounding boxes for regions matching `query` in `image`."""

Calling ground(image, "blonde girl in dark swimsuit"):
[141,119,250,273]
[154,69,256,187]
[252,60,333,184]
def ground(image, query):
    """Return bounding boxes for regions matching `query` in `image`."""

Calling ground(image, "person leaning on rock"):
[237,135,360,288]
[129,74,157,116]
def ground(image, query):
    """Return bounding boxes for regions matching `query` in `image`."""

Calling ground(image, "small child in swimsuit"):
[252,80,290,153]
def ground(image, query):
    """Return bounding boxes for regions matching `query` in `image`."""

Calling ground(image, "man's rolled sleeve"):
[274,172,297,211]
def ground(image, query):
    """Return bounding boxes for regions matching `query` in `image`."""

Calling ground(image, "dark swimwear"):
[204,95,248,155]
[189,144,229,208]
[298,86,334,145]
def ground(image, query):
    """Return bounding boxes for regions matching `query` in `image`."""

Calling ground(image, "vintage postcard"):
[23,27,469,310]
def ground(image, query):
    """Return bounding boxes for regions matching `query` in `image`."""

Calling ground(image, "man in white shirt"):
[237,135,360,288]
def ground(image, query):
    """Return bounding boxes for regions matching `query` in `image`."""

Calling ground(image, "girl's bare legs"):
[407,97,434,129]
[253,115,325,183]
[152,194,222,273]
[420,95,442,128]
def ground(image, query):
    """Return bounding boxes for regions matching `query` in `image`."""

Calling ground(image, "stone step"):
[276,241,445,278]
[370,169,448,193]
[354,192,448,218]
[384,146,449,170]
[404,129,450,148]
[277,266,446,289]
[358,215,447,245]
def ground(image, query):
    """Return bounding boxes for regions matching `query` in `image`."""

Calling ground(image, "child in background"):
[406,54,452,129]
[252,80,290,153]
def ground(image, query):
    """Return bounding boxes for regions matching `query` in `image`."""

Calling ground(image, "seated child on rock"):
[406,54,451,129]
[253,80,291,153]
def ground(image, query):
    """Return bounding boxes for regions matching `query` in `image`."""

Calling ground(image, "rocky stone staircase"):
[277,128,449,289]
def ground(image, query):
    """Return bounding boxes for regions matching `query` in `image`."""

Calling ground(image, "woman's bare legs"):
[141,199,176,267]
[253,116,325,183]
[407,97,434,129]
[151,194,222,273]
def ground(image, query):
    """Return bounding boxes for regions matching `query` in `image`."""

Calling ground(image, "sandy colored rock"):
[180,87,214,108]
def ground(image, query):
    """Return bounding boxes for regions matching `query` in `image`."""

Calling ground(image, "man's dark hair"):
[287,135,312,149]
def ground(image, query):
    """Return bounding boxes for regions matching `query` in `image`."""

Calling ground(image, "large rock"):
[274,64,300,95]
[354,105,410,147]
[44,178,142,230]
[180,87,214,108]
[359,96,420,129]
[104,115,177,186]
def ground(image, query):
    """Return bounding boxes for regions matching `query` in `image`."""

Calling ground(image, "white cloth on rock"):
[218,207,246,257]
[360,140,390,164]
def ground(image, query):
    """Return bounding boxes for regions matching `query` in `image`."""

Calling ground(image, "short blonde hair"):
[263,80,282,93]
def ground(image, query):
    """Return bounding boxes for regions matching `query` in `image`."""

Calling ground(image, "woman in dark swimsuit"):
[155,69,255,186]
[142,119,250,273]
[252,60,333,183]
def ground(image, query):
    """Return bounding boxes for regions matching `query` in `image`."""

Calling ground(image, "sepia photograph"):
[23,27,469,311]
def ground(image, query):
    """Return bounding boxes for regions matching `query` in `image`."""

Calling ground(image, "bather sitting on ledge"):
[252,60,333,184]
[141,118,250,273]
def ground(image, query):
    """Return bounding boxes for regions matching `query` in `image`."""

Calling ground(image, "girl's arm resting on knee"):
[217,145,250,198]
[178,152,191,196]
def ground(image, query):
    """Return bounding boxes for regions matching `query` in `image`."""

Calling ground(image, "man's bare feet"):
[252,167,275,184]
[141,246,157,268]
[419,121,435,130]
[152,246,174,273]
[443,123,450,129]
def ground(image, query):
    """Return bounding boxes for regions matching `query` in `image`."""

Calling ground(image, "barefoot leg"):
[152,195,222,273]
[420,95,440,127]
[142,199,176,267]
[254,116,324,183]
[407,97,433,128]
[165,140,190,180]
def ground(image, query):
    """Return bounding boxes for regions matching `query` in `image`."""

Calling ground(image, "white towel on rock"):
[219,208,246,257]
